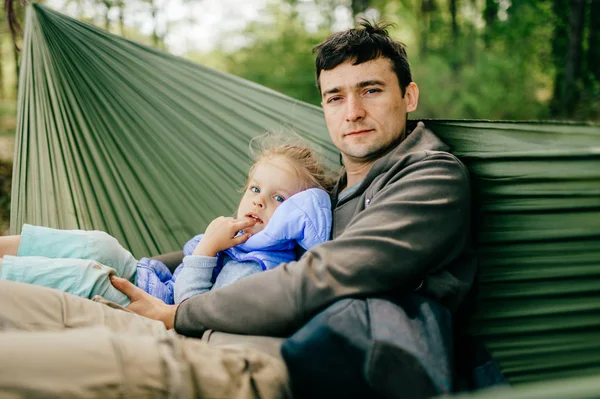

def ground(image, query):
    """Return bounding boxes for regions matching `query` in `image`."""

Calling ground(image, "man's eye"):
[273,195,285,203]
[327,96,342,103]
[365,88,381,94]
[250,186,260,193]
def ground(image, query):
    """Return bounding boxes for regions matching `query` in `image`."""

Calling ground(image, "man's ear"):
[404,82,419,113]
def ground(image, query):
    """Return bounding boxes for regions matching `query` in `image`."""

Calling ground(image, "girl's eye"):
[273,195,285,203]
[250,186,260,193]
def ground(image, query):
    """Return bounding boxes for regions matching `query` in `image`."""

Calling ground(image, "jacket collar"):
[332,122,450,205]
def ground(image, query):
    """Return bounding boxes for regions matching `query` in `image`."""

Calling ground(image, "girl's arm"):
[174,216,258,303]
[173,255,217,303]
[212,260,263,290]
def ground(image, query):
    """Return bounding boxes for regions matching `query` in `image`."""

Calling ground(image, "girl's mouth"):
[246,214,263,224]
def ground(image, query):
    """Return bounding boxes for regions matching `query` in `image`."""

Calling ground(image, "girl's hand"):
[192,217,256,257]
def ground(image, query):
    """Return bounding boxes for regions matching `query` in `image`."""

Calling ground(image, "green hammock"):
[12,4,339,257]
[12,3,600,395]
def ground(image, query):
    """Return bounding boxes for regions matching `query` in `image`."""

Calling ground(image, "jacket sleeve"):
[173,255,217,304]
[174,153,471,337]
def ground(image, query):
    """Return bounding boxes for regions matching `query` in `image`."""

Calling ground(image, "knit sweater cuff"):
[182,255,217,269]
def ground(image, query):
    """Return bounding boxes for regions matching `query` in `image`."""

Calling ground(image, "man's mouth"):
[245,213,263,224]
[344,129,374,137]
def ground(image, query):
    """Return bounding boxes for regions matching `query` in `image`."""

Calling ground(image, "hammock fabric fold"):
[12,3,600,394]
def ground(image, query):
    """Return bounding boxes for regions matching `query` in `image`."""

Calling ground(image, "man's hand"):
[110,276,178,329]
[193,216,256,257]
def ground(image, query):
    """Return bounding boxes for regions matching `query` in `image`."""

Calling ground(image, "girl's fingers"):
[233,217,257,229]
[233,232,252,245]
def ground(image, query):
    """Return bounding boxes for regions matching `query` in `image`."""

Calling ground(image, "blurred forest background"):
[0,0,598,232]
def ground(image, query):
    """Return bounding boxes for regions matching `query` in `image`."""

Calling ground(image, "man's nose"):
[345,96,366,122]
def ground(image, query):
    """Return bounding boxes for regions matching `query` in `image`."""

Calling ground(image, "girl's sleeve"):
[212,260,263,290]
[173,255,217,304]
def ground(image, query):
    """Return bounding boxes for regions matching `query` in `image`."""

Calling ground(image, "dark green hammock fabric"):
[12,3,600,394]
[11,4,339,257]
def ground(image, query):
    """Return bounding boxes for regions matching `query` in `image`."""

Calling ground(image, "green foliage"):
[202,0,599,121]
[412,53,544,120]
[2,0,599,132]
[206,0,597,122]
[217,5,326,106]
[0,99,16,136]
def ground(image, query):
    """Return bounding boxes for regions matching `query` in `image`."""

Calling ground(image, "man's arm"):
[175,153,471,337]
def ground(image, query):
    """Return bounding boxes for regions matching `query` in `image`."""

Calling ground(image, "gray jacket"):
[175,122,476,337]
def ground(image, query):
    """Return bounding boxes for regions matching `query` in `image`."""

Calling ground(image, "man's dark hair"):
[313,20,412,96]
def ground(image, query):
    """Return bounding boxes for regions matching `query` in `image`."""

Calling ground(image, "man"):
[0,21,475,398]
[113,19,475,396]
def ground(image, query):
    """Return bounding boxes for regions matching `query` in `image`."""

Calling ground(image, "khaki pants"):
[0,280,290,398]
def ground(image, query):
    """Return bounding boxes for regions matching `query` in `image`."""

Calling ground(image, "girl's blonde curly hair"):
[247,133,336,193]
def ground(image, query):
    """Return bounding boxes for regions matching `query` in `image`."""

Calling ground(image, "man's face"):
[319,58,418,167]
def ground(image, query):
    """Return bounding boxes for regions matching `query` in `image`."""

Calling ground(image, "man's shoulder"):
[386,143,468,179]
[421,149,469,171]
[371,144,470,198]
[374,122,455,169]
[399,122,469,177]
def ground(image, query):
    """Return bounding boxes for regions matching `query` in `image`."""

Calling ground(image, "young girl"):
[0,136,335,306]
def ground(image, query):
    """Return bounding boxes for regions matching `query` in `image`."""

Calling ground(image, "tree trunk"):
[420,0,436,57]
[483,0,498,48]
[77,1,84,19]
[104,7,110,31]
[351,0,369,17]
[150,1,160,48]
[13,45,19,94]
[5,0,24,94]
[587,0,600,83]
[550,0,570,116]
[560,0,586,116]
[118,1,125,37]
[0,43,4,99]
[450,0,459,45]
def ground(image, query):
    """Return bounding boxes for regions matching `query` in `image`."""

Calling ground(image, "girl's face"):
[237,156,306,235]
